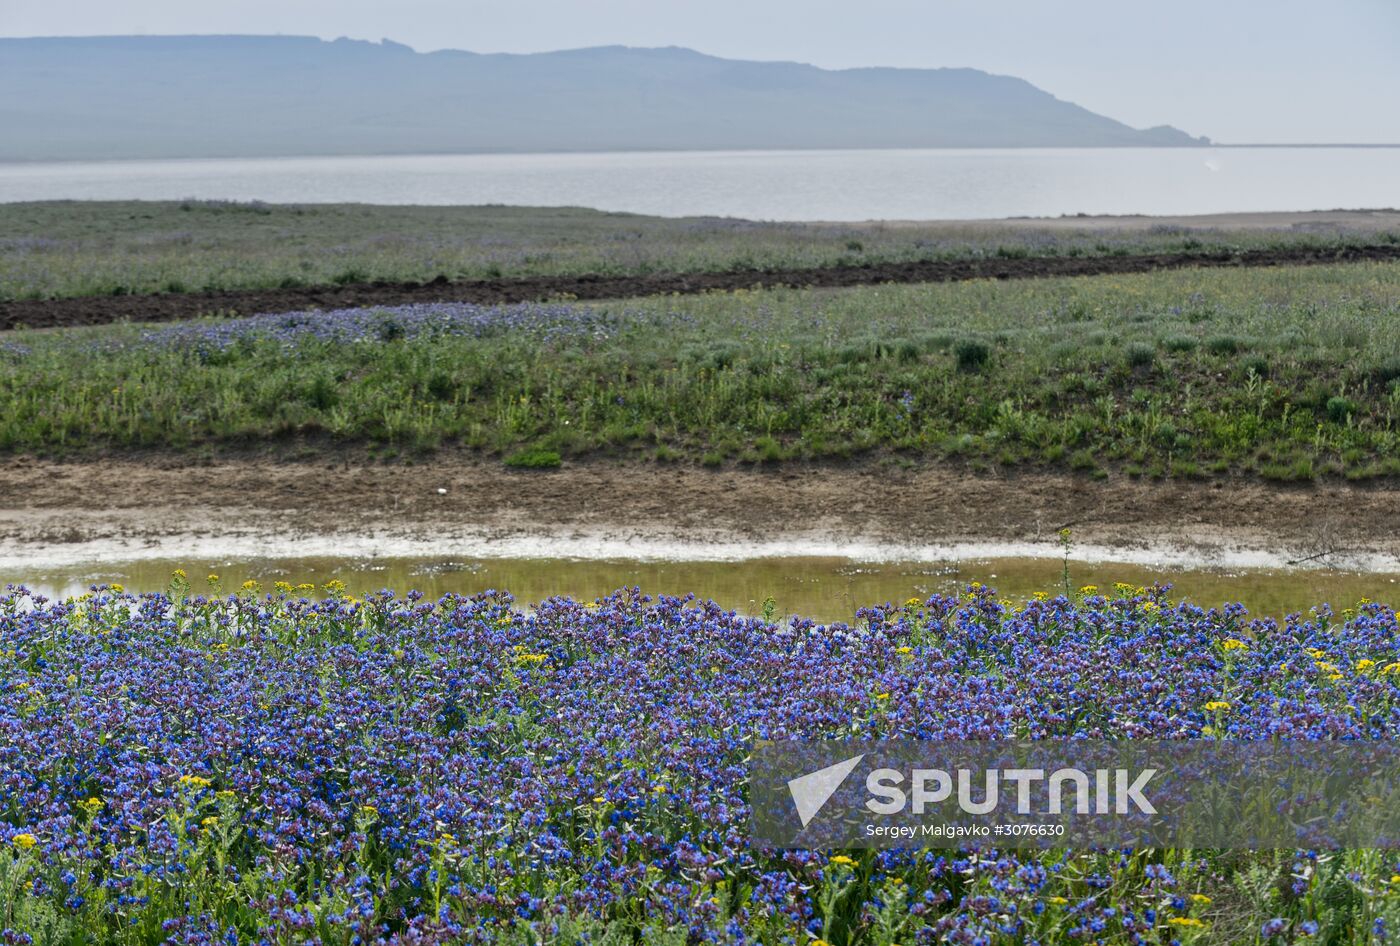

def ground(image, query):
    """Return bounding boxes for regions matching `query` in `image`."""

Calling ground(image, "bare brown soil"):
[6,243,1400,332]
[2,454,1396,566]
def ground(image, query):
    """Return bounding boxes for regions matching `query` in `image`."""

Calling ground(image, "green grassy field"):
[2,200,1398,301]
[4,259,1400,479]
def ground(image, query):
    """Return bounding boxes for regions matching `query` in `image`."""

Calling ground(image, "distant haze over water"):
[3,148,1398,220]
[0,36,1206,158]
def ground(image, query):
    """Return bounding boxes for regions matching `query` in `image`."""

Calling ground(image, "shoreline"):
[5,531,1399,575]
[4,455,1397,573]
[857,208,1400,230]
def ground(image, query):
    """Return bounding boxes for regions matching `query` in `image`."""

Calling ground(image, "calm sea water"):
[2,147,1398,220]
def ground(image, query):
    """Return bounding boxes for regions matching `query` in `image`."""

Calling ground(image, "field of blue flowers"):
[3,577,1400,944]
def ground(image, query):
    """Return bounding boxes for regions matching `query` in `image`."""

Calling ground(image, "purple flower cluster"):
[2,582,1398,943]
[107,301,664,354]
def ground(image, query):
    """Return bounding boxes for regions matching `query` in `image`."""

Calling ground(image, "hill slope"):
[0,35,1209,160]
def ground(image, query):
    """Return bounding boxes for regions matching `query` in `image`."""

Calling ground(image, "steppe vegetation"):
[3,200,1396,301]
[3,261,1399,480]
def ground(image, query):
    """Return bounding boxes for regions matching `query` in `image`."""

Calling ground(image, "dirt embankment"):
[5,242,1400,332]
[2,455,1397,570]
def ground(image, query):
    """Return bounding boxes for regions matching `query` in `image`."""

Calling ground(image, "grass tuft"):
[504,447,562,469]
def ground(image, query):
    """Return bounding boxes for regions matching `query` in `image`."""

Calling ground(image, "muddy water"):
[8,555,1397,623]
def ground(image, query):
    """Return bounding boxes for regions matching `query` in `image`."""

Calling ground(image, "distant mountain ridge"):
[0,35,1210,161]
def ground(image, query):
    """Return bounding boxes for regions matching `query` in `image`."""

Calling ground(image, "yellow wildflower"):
[172,569,187,580]
[1204,701,1231,712]
[1169,917,1207,928]
[1379,662,1400,676]
[1079,585,1098,594]
[11,833,37,850]
[1221,639,1248,652]
[207,574,219,583]
[1190,893,1212,904]
[1048,896,1068,905]
[874,692,891,701]
[1314,659,1343,681]
[592,796,606,804]
[110,583,124,593]
[201,816,218,827]
[1357,659,1376,672]
[896,646,912,655]
[905,597,921,607]
[178,774,212,789]
[829,855,857,867]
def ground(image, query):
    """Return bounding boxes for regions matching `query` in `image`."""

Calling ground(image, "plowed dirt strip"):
[5,242,1400,331]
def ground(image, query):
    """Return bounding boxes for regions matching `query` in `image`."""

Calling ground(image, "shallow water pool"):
[7,554,1397,622]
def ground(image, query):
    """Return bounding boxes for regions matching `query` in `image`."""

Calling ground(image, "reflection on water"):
[7,555,1397,623]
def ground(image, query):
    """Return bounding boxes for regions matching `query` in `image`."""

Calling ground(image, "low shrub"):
[954,337,991,372]
[504,447,562,469]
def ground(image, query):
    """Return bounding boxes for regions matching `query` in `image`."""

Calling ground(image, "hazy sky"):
[5,0,1398,143]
